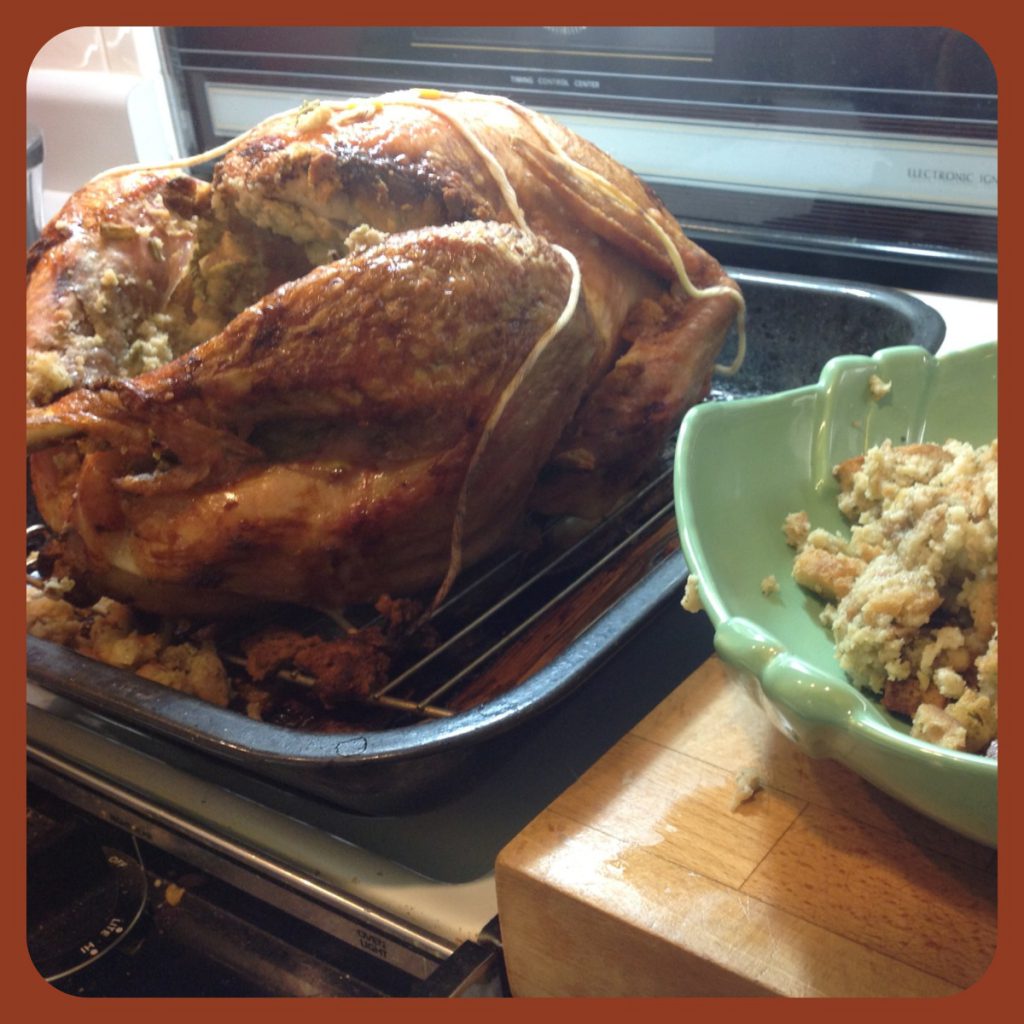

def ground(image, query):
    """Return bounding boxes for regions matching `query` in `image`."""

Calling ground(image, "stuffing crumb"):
[26,350,73,405]
[345,223,389,255]
[868,374,892,400]
[911,702,967,750]
[782,510,810,549]
[681,574,703,613]
[786,438,997,754]
[730,768,763,810]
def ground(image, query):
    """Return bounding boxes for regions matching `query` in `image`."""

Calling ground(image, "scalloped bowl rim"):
[673,342,998,845]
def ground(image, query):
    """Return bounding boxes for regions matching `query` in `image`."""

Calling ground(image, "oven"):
[25,25,997,997]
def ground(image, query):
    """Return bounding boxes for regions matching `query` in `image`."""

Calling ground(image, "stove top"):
[27,783,492,996]
[27,567,713,995]
[26,281,993,998]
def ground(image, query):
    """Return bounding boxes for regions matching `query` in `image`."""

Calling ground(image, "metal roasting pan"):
[26,267,946,816]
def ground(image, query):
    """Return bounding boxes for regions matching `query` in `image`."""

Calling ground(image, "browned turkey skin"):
[29,222,595,615]
[26,168,313,408]
[26,170,208,407]
[210,93,741,513]
[26,90,741,617]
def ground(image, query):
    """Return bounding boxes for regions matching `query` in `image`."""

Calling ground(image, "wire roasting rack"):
[27,459,680,734]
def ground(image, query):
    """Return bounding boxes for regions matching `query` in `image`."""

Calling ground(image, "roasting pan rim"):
[25,268,947,811]
[26,554,685,768]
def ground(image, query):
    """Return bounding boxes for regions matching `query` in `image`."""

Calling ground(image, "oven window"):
[160,26,996,294]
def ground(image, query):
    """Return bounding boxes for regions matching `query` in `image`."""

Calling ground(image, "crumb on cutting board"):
[730,768,763,810]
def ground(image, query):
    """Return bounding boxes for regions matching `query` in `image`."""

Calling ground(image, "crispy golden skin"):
[27,91,741,616]
[25,167,319,409]
[211,93,740,514]
[26,170,209,407]
[28,222,595,615]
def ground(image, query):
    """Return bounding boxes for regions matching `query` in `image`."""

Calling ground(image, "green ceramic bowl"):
[674,342,998,846]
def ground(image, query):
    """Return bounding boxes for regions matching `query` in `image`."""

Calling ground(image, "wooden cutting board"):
[495,656,997,998]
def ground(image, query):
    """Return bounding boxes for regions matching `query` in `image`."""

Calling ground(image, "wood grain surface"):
[495,656,997,997]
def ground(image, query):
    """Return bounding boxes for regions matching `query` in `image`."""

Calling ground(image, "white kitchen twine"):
[84,88,746,609]
[89,88,746,376]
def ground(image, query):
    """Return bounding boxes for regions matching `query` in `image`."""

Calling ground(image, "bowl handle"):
[714,616,781,679]
[715,617,865,757]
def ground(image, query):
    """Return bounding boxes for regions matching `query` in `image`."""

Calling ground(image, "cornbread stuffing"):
[786,439,998,754]
[26,584,231,707]
[26,581,437,730]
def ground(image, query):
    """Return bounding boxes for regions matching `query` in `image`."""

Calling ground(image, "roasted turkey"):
[26,90,744,616]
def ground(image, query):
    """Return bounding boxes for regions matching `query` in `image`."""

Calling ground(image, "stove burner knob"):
[27,808,148,983]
